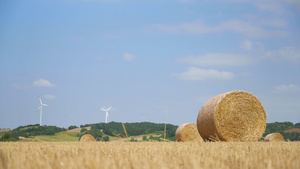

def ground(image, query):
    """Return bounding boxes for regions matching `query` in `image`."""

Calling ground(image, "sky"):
[0,0,300,129]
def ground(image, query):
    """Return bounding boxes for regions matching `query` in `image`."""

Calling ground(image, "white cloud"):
[260,19,287,28]
[32,79,55,87]
[273,84,300,94]
[264,46,300,64]
[156,19,290,39]
[285,0,300,7]
[44,94,56,99]
[123,53,137,61]
[220,20,289,39]
[240,39,253,51]
[173,67,234,81]
[177,53,254,67]
[255,0,285,13]
[177,45,300,68]
[254,0,300,13]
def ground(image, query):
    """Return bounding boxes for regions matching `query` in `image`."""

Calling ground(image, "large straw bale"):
[197,90,266,142]
[79,134,96,142]
[175,123,203,142]
[264,133,285,142]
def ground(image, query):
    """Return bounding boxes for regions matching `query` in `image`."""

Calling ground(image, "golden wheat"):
[1,142,299,169]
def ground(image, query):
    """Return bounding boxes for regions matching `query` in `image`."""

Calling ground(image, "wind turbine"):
[100,106,112,123]
[37,96,49,126]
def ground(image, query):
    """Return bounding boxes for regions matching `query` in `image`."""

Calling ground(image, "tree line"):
[0,124,66,141]
[80,121,178,140]
[1,121,299,142]
[263,122,300,141]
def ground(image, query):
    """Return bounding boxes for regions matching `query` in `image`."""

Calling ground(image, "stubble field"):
[1,142,299,169]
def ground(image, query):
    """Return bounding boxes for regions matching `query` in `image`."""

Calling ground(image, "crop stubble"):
[0,142,299,169]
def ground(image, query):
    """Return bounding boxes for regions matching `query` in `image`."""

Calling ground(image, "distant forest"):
[1,121,299,141]
[0,124,66,141]
[263,122,300,141]
[80,121,178,139]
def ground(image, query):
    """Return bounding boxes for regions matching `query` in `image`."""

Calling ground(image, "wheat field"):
[0,142,299,169]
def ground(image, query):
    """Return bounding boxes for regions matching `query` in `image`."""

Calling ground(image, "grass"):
[0,142,299,169]
[16,131,162,142]
[18,126,39,131]
[19,132,80,142]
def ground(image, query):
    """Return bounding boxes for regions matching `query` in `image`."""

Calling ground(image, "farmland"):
[1,142,299,169]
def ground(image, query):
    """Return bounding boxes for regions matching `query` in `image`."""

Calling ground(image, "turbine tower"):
[37,96,49,126]
[100,106,112,123]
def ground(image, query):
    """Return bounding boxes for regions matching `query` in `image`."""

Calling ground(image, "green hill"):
[80,121,177,138]
[1,121,300,142]
[19,132,79,142]
[263,121,300,141]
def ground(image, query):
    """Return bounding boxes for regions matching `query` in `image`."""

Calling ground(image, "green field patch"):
[20,132,79,142]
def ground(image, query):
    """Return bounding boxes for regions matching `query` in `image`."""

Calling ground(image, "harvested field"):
[0,129,12,133]
[1,142,299,169]
[285,128,300,133]
[67,127,91,133]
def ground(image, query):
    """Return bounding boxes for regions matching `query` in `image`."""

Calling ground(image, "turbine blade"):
[36,106,41,112]
[39,96,42,104]
[107,106,112,111]
[42,104,49,107]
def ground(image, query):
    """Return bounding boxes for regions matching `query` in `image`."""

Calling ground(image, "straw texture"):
[264,133,285,142]
[175,123,203,142]
[197,90,267,142]
[79,134,96,142]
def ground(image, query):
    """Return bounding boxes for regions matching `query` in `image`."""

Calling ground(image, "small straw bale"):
[197,90,267,142]
[175,123,203,142]
[264,133,285,142]
[79,134,96,142]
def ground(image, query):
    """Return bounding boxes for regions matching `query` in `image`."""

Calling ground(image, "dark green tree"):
[80,128,87,132]
[102,136,109,142]
[85,129,103,140]
[68,125,78,130]
[130,138,137,142]
[263,122,300,141]
[142,135,148,141]
[0,133,17,142]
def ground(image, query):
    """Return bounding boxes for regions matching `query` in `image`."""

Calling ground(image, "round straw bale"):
[79,134,96,142]
[197,90,266,142]
[264,133,285,142]
[175,123,203,142]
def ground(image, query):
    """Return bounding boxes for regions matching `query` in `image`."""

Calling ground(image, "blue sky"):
[0,0,299,129]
